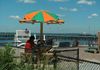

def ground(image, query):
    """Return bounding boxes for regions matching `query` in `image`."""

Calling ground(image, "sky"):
[0,0,100,34]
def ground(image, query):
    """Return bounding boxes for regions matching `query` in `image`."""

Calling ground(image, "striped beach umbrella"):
[19,10,64,42]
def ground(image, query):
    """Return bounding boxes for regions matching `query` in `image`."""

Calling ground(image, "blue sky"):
[0,0,100,34]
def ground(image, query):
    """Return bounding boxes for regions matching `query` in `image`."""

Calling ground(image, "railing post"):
[53,51,57,70]
[77,48,79,70]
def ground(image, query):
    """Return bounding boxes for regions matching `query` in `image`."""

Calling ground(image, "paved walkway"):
[79,47,100,62]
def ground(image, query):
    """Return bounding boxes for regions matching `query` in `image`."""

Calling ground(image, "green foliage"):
[0,45,17,70]
[0,45,54,70]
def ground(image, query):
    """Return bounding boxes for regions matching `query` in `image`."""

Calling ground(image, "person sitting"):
[46,38,53,46]
[88,41,92,47]
[25,28,29,34]
[72,39,79,47]
[25,36,35,53]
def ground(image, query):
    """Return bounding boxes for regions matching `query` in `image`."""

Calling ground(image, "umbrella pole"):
[36,22,43,67]
[40,22,43,43]
[37,22,43,64]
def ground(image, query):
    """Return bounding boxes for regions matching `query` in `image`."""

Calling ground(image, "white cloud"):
[91,13,98,17]
[88,13,98,19]
[59,7,67,11]
[10,16,20,19]
[49,0,68,2]
[60,7,78,12]
[18,0,36,3]
[77,0,96,5]
[57,14,65,17]
[70,8,78,12]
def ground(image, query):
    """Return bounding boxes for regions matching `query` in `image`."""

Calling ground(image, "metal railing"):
[53,48,100,70]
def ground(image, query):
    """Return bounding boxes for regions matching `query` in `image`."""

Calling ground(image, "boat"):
[14,29,46,47]
[14,29,31,47]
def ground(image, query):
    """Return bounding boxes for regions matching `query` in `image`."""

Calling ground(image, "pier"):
[0,32,97,41]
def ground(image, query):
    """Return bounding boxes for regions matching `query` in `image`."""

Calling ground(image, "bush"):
[0,44,54,70]
[0,45,17,70]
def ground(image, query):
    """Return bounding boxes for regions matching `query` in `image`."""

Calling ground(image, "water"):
[0,39,94,47]
[53,39,91,46]
[0,40,14,43]
[0,40,14,46]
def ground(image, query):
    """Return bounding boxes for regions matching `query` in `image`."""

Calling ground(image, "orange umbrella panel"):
[23,10,59,23]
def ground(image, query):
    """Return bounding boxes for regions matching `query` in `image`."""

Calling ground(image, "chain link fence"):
[54,48,100,70]
[53,48,79,70]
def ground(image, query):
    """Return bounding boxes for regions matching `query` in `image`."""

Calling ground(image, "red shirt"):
[25,40,32,49]
[25,40,34,53]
